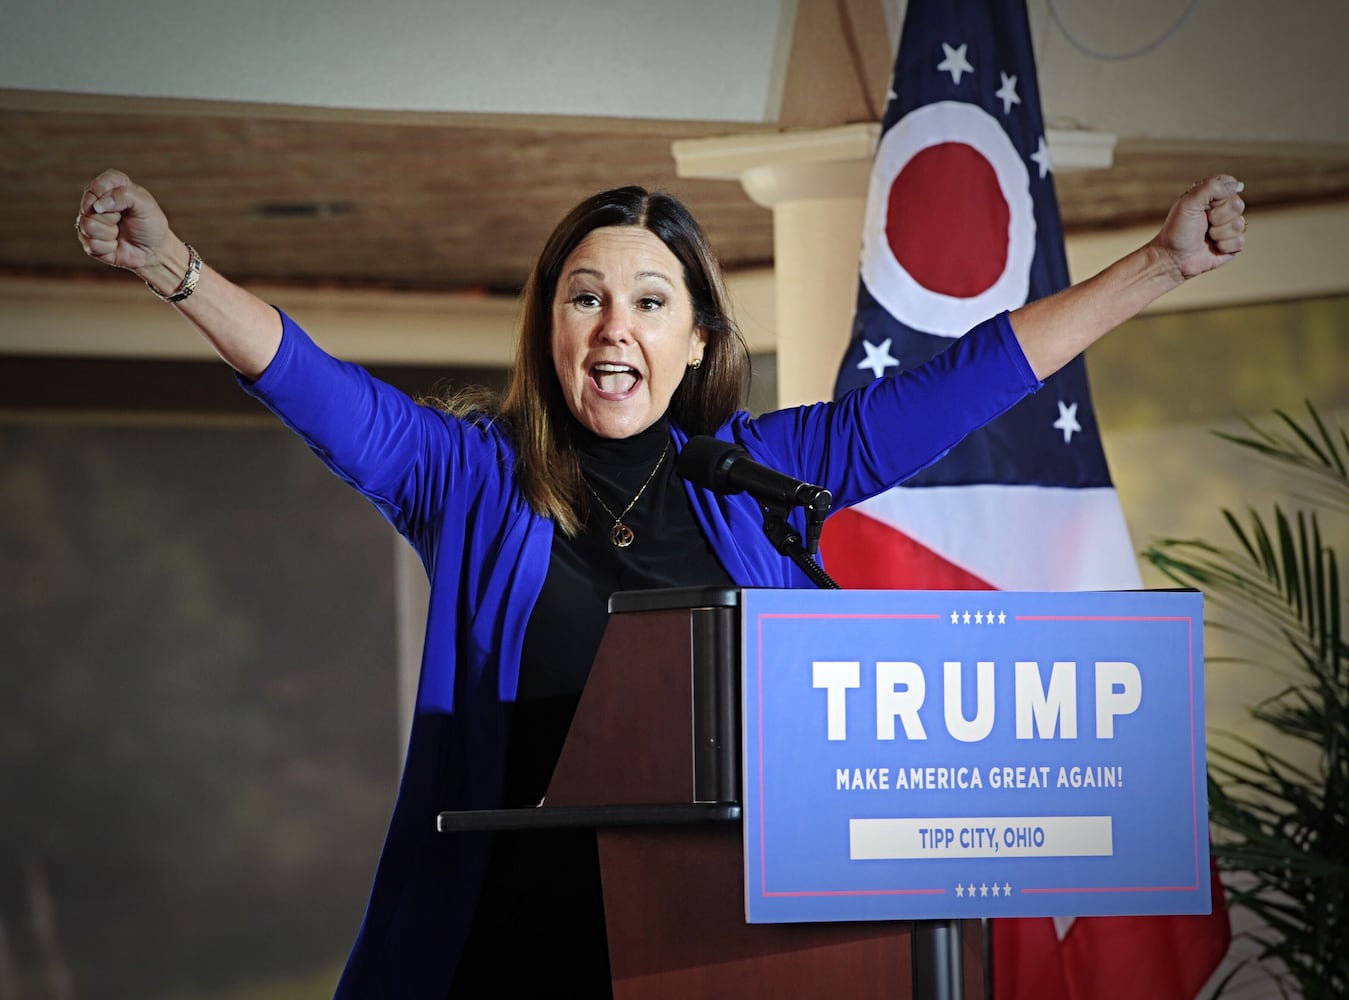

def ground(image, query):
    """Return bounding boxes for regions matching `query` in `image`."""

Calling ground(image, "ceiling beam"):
[6,200,1344,367]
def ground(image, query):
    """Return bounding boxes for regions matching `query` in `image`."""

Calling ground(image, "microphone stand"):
[758,484,963,999]
[760,498,964,1000]
[757,499,840,590]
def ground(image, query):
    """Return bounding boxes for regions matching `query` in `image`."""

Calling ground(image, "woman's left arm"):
[1011,174,1246,380]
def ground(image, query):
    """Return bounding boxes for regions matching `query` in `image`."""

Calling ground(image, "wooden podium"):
[552,588,985,998]
[440,587,984,997]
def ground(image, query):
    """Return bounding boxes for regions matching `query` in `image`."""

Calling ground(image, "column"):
[674,124,878,409]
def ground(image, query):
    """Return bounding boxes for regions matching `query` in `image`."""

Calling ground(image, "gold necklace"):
[584,443,669,548]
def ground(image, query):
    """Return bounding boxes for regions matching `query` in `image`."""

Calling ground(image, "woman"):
[75,170,1245,997]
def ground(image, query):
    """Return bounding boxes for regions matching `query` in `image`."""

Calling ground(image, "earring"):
[689,358,702,370]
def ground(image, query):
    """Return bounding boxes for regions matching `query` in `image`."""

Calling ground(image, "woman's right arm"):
[74,169,482,537]
[75,169,281,380]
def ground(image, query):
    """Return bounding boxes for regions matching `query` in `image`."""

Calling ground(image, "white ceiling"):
[4,0,1346,146]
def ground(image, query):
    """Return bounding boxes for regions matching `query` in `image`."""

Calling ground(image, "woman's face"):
[551,226,707,439]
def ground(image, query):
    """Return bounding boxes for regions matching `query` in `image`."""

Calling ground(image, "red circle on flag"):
[860,101,1034,338]
[886,143,1009,298]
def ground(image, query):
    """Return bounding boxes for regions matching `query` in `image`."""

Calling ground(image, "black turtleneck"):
[448,415,734,997]
[518,414,734,711]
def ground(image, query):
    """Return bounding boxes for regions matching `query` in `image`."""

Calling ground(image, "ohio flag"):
[816,0,1231,997]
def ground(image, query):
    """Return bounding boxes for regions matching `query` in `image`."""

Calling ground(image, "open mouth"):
[591,362,640,395]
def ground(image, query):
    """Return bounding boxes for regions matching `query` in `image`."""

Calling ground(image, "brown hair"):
[441,186,751,535]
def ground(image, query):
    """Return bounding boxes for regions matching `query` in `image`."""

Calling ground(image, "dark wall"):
[0,408,407,998]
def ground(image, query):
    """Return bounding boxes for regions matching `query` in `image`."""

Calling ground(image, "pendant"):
[610,522,635,548]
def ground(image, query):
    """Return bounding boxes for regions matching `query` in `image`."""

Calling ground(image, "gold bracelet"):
[146,243,202,304]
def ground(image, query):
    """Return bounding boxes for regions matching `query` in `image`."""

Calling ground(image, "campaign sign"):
[741,588,1209,923]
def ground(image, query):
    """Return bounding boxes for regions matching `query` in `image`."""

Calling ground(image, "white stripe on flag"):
[851,484,1143,591]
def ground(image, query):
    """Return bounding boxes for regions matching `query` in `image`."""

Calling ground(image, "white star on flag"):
[996,72,1020,114]
[937,42,973,84]
[1030,134,1052,179]
[1053,401,1082,443]
[856,338,900,379]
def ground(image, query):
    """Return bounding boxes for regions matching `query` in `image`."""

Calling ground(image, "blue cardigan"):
[243,309,1039,998]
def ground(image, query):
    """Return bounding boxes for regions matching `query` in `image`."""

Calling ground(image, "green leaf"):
[1148,403,1349,1000]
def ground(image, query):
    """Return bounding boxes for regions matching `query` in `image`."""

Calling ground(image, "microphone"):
[678,436,832,515]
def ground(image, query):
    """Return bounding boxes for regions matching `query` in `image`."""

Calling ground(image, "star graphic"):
[990,883,1001,897]
[979,882,989,897]
[967,882,977,896]
[962,611,971,624]
[950,610,960,624]
[1053,400,1082,443]
[996,72,1021,114]
[856,337,900,379]
[998,611,1007,624]
[974,611,984,624]
[938,42,973,84]
[1003,882,1013,896]
[955,884,966,898]
[1030,134,1052,179]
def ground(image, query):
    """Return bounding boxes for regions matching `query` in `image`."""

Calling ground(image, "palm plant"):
[1143,403,1348,999]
